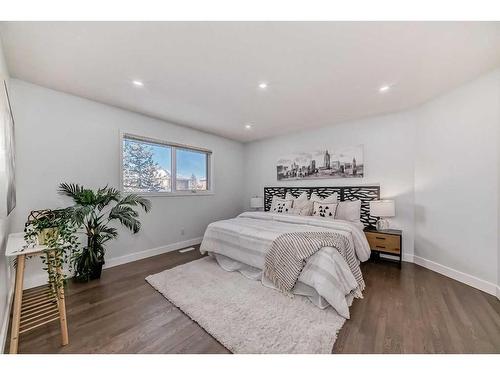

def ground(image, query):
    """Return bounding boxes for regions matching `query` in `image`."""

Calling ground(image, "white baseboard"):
[21,237,203,290]
[377,252,414,263]
[413,255,498,297]
[124,244,497,300]
[104,237,203,269]
[23,274,50,291]
[3,239,498,352]
[0,237,203,351]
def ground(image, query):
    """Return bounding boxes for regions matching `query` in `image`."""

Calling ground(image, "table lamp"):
[250,196,264,211]
[369,200,395,230]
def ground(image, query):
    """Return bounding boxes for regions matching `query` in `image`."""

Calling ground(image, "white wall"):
[0,35,14,353]
[9,79,245,288]
[415,69,500,287]
[244,111,417,260]
[244,68,500,294]
[5,61,500,306]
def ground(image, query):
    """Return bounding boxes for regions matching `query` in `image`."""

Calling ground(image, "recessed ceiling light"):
[244,124,252,130]
[258,82,268,89]
[379,85,391,93]
[132,80,144,87]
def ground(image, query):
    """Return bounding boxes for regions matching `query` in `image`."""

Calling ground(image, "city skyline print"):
[276,145,364,181]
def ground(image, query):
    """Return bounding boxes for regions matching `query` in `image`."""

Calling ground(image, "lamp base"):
[376,218,390,230]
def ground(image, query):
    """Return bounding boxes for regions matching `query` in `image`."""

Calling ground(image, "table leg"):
[54,252,69,346]
[9,254,26,354]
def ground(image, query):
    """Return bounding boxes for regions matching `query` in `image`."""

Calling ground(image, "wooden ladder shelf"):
[6,233,69,354]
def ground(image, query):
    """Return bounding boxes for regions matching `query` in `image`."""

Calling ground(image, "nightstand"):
[364,228,402,266]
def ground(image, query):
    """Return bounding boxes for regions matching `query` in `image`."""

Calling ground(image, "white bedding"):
[200,211,371,318]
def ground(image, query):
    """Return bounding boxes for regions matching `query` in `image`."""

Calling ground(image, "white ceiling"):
[1,22,500,142]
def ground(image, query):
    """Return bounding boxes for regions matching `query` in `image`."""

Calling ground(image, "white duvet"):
[200,211,371,318]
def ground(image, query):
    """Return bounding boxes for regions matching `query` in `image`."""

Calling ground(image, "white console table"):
[6,232,69,354]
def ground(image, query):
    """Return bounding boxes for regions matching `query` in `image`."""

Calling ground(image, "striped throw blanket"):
[264,231,365,296]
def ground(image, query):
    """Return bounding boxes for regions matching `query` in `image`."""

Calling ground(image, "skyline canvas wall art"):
[276,145,364,181]
[1,80,16,216]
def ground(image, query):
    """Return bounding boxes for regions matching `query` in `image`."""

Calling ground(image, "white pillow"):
[310,192,338,204]
[312,201,338,218]
[270,196,293,214]
[335,200,361,222]
[289,198,314,216]
[285,192,308,206]
[283,192,312,215]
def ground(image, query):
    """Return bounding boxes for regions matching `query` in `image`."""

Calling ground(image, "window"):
[175,148,208,191]
[121,134,212,195]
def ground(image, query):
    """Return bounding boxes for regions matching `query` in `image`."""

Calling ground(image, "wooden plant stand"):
[6,233,69,354]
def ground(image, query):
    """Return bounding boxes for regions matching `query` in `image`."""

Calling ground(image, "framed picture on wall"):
[276,145,364,181]
[1,79,16,216]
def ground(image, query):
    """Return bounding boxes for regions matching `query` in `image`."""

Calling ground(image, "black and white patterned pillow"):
[312,202,338,218]
[270,198,293,214]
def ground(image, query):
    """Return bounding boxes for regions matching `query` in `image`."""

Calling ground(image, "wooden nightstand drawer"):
[365,232,401,254]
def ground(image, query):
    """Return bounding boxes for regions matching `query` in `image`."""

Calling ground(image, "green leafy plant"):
[24,209,79,294]
[58,183,152,282]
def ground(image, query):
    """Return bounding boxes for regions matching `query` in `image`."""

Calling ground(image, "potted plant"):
[58,183,151,282]
[26,210,60,245]
[24,209,80,292]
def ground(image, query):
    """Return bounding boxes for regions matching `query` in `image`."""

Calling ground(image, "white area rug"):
[146,256,346,354]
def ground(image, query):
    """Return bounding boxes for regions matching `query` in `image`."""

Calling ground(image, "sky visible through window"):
[175,148,207,180]
[149,143,171,173]
[145,142,206,179]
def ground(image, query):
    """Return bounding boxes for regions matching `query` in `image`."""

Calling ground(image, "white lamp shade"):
[250,197,264,209]
[370,200,395,217]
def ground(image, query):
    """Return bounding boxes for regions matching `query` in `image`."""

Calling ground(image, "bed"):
[200,185,380,319]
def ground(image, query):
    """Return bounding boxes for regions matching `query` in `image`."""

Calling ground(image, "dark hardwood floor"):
[335,260,500,353]
[6,246,500,354]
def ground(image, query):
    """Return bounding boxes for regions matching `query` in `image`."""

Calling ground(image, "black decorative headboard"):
[264,185,380,228]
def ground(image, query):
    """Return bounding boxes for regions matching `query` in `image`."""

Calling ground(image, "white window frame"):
[120,132,214,197]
